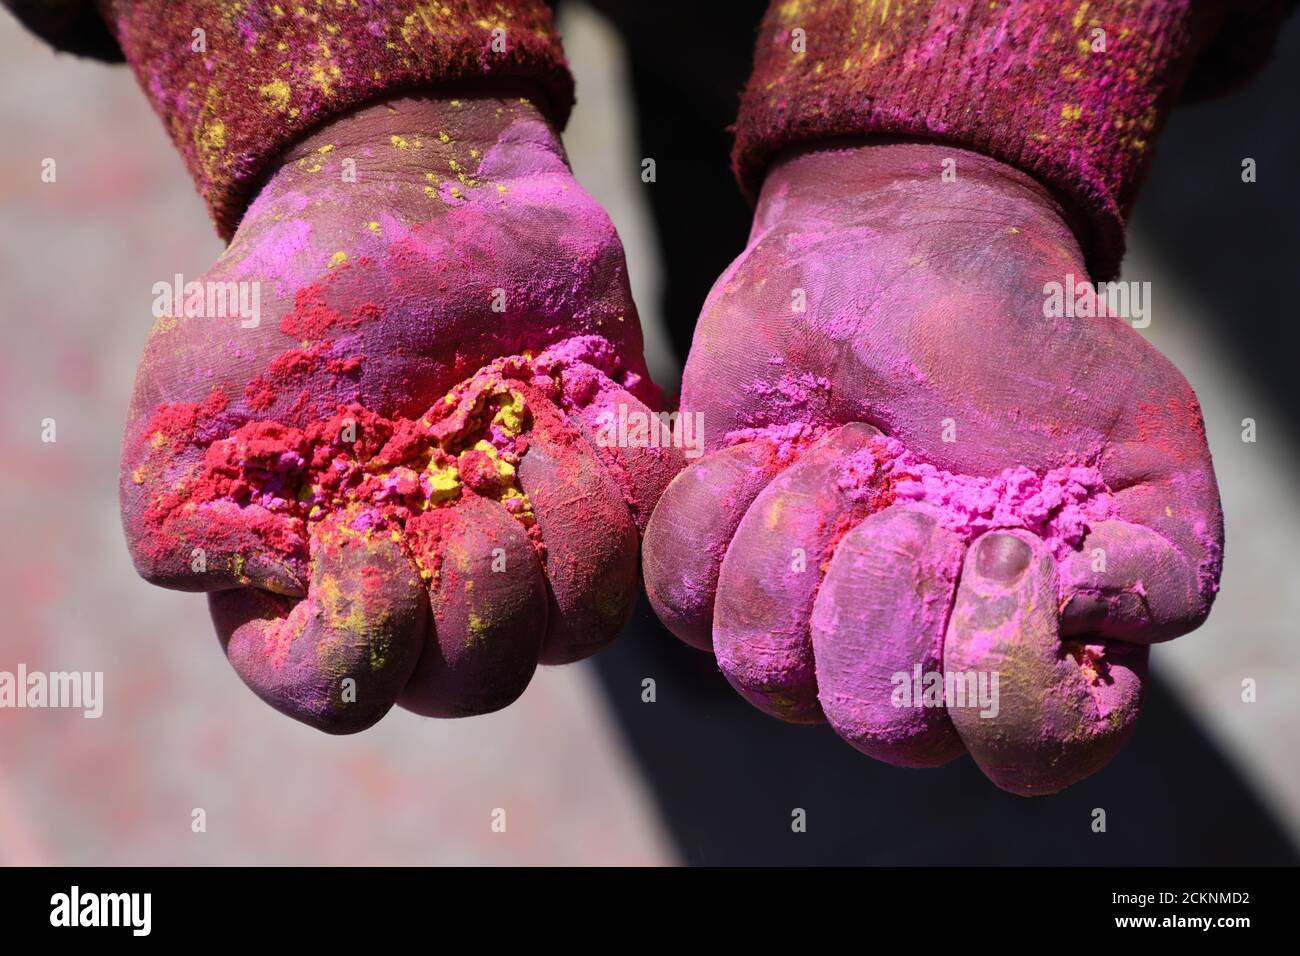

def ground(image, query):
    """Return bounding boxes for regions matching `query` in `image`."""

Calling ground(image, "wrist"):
[278,83,562,169]
[756,139,1086,267]
[240,88,568,238]
[97,0,573,240]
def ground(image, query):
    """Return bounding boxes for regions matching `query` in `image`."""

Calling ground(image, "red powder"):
[328,356,362,376]
[278,260,382,340]
[280,281,345,340]
[245,382,278,412]
[359,565,384,592]
[269,343,328,378]
[134,388,229,453]
[404,508,460,577]
[128,338,626,572]
[244,343,362,412]
[457,448,505,495]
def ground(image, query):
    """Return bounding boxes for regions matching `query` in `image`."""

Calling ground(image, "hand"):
[643,141,1222,794]
[121,91,680,732]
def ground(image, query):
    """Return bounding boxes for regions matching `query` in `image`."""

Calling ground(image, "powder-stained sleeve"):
[81,0,573,240]
[733,0,1295,279]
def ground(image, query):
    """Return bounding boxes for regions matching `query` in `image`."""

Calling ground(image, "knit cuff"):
[733,1,1248,280]
[94,0,573,240]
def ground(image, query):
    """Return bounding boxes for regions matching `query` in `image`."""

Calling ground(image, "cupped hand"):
[643,141,1222,794]
[121,91,681,732]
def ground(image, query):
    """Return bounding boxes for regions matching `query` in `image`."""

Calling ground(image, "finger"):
[714,422,884,724]
[518,403,639,665]
[643,440,783,651]
[122,454,309,597]
[1098,439,1224,638]
[398,494,548,718]
[209,506,427,733]
[572,386,687,533]
[944,531,1148,796]
[1059,519,1201,642]
[811,504,967,767]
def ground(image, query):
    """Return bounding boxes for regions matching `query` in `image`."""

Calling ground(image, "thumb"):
[944,531,1148,796]
[209,505,427,733]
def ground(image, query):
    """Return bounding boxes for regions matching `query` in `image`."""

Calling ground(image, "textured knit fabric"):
[5,1,1293,271]
[733,0,1293,279]
[71,0,573,240]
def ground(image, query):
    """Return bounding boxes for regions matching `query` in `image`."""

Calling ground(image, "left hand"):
[643,140,1223,794]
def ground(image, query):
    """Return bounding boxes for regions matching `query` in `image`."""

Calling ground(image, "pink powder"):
[722,421,835,463]
[845,436,1111,556]
[722,425,1112,556]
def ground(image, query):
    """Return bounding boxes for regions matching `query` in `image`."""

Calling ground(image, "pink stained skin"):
[712,422,889,724]
[811,503,968,769]
[397,493,548,719]
[643,140,1223,794]
[641,440,785,651]
[120,89,682,733]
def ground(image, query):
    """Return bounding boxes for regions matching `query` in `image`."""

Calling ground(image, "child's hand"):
[643,142,1222,794]
[121,92,681,732]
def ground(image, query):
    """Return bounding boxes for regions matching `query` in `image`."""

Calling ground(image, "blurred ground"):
[0,2,1296,865]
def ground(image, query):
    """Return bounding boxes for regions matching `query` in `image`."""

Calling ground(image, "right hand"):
[121,91,682,733]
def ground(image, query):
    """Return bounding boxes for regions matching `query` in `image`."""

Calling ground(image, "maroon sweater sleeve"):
[733,0,1294,279]
[4,0,573,240]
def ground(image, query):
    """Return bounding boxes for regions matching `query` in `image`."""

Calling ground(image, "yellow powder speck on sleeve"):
[318,144,335,153]
[203,119,226,150]
[391,134,410,150]
[328,251,348,268]
[367,221,381,234]
[259,79,292,112]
